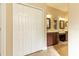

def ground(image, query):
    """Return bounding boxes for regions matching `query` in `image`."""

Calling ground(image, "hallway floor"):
[54,41,68,56]
[27,46,60,56]
[27,41,68,56]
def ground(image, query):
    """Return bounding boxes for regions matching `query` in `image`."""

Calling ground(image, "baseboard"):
[42,47,47,50]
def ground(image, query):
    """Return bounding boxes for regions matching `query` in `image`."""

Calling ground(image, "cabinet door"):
[53,32,58,45]
[47,32,58,46]
[47,33,53,46]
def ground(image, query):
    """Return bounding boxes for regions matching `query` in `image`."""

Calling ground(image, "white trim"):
[0,4,6,56]
[19,3,44,11]
[42,47,47,50]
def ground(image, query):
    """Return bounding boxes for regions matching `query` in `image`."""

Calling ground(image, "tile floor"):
[54,41,68,56]
[27,41,68,56]
[27,46,60,56]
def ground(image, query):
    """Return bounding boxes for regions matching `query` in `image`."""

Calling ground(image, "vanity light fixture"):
[59,17,65,21]
[46,14,52,18]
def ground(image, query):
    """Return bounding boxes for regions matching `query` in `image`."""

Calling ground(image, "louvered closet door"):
[13,4,44,56]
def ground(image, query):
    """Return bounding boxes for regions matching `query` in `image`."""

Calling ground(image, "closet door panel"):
[23,4,44,54]
[23,6,32,55]
[13,4,32,55]
[30,9,44,52]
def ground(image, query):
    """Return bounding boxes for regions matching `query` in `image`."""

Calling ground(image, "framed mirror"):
[65,21,68,27]
[54,19,57,30]
[46,18,51,29]
[59,20,65,29]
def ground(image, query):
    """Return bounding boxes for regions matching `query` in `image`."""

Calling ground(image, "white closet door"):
[13,4,45,56]
[13,4,24,56]
[23,5,32,55]
[30,8,44,53]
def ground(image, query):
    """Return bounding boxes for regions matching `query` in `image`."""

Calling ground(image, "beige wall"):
[69,4,79,56]
[6,3,13,56]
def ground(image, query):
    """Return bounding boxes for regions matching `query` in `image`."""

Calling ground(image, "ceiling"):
[47,3,68,12]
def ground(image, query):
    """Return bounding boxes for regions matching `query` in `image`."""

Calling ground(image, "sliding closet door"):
[23,4,33,55]
[30,8,44,53]
[13,4,25,55]
[13,4,45,56]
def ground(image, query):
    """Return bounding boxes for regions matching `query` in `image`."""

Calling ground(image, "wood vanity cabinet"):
[47,32,58,46]
[59,31,68,41]
[66,31,68,41]
[59,33,66,41]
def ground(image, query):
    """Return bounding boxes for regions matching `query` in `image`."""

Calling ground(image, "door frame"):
[0,4,6,56]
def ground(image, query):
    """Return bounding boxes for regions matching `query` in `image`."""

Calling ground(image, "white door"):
[13,4,45,56]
